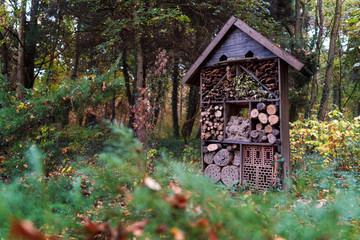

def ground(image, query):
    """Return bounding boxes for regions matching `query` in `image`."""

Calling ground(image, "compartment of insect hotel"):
[250,101,280,145]
[203,143,241,186]
[201,103,225,141]
[224,102,250,141]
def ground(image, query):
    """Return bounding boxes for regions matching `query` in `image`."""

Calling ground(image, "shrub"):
[290,111,360,170]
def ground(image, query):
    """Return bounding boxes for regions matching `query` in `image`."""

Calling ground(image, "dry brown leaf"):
[190,218,209,228]
[169,183,182,194]
[208,230,218,240]
[110,223,127,240]
[127,218,149,237]
[155,224,168,234]
[9,220,46,240]
[83,220,107,234]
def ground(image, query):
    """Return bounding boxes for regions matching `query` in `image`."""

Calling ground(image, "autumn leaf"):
[127,218,149,237]
[164,193,189,209]
[155,224,168,234]
[171,227,185,240]
[83,220,107,234]
[9,220,46,240]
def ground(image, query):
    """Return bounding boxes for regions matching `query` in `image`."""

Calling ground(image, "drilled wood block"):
[204,164,221,182]
[221,166,240,186]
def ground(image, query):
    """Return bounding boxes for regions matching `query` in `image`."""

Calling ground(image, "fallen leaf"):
[144,177,161,191]
[155,224,168,234]
[83,220,107,234]
[127,218,149,237]
[171,227,185,240]
[9,220,46,240]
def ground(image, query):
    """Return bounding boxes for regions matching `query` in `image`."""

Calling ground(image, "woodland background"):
[0,0,360,239]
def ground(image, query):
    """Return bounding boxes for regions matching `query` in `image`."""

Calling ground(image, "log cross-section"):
[214,149,234,166]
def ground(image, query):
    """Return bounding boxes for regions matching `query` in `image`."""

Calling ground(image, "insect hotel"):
[182,16,310,189]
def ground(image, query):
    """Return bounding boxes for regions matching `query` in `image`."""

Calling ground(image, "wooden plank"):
[204,139,279,146]
[200,99,280,105]
[181,16,237,85]
[279,59,291,189]
[204,28,276,66]
[234,20,304,71]
[239,144,243,185]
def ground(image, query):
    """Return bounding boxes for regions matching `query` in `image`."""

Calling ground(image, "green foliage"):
[290,111,360,169]
[1,125,360,239]
[0,68,122,177]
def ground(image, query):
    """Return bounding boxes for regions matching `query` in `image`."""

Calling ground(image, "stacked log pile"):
[250,102,280,144]
[203,143,241,186]
[201,104,224,140]
[243,60,279,95]
[225,116,250,141]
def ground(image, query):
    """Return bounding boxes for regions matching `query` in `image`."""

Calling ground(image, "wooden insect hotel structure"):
[182,16,311,190]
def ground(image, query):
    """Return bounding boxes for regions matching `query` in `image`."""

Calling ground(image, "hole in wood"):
[256,151,260,158]
[267,152,270,159]
[245,51,254,58]
[219,54,227,61]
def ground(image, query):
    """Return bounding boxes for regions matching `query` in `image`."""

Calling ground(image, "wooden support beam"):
[279,59,291,189]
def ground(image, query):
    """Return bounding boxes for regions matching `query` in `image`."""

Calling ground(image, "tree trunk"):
[135,34,144,94]
[71,20,81,80]
[182,85,199,138]
[122,48,135,128]
[17,0,27,100]
[318,0,342,120]
[306,0,323,119]
[172,57,180,138]
[24,0,39,89]
[295,0,302,39]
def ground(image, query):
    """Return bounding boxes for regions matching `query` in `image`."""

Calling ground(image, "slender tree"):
[318,0,343,120]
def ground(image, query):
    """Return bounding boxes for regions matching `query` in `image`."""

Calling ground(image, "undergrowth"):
[1,123,360,239]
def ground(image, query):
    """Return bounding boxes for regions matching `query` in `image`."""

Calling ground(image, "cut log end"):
[207,143,222,152]
[221,166,239,186]
[267,133,277,144]
[250,109,259,119]
[204,164,221,182]
[256,102,266,112]
[204,152,215,164]
[214,149,234,166]
[268,115,279,126]
[258,113,268,124]
[266,104,277,115]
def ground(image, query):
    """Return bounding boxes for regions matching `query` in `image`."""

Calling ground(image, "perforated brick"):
[241,145,276,190]
[243,145,253,165]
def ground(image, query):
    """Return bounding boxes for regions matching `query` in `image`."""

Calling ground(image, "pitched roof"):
[182,16,310,85]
